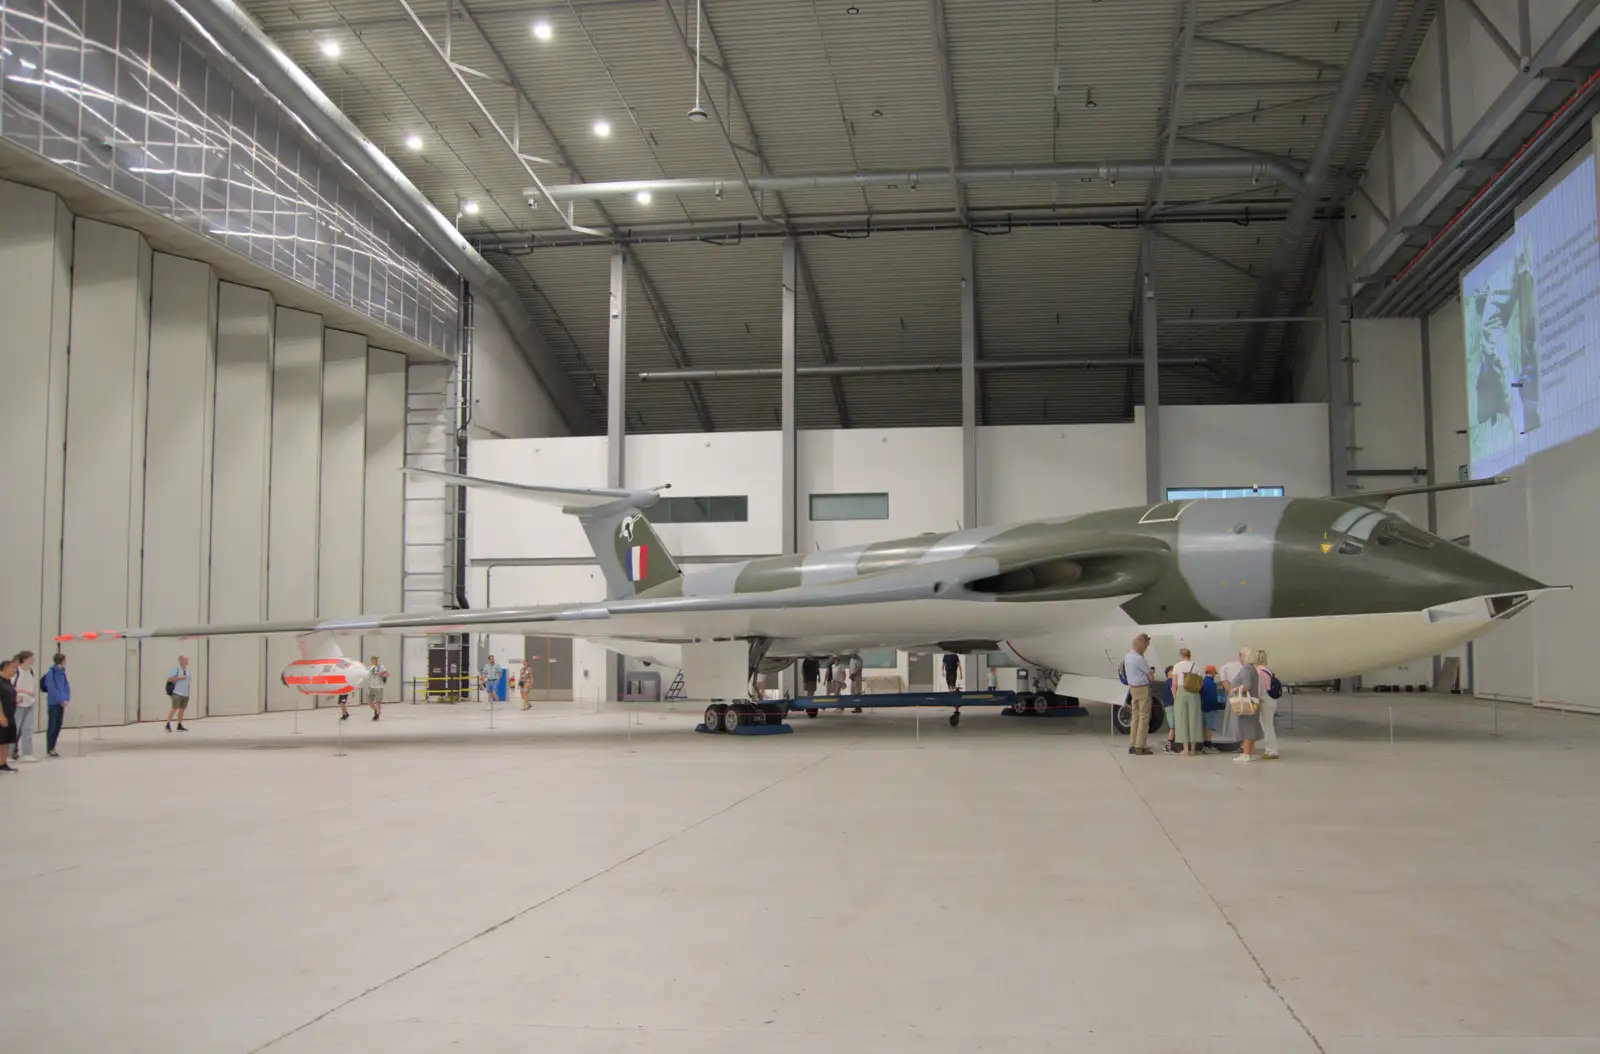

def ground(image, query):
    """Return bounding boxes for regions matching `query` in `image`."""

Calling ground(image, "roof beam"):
[1194,35,1391,89]
[927,0,967,223]
[439,0,715,431]
[1129,0,1199,418]
[1177,90,1338,136]
[1233,0,1401,391]
[1149,227,1263,285]
[1198,0,1325,32]
[657,0,852,427]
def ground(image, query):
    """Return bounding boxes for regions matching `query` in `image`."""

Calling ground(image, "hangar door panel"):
[523,636,574,700]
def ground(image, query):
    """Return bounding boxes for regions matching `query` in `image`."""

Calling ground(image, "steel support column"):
[960,229,978,530]
[607,248,628,488]
[1143,230,1162,504]
[1324,233,1352,496]
[1421,314,1441,687]
[781,239,798,556]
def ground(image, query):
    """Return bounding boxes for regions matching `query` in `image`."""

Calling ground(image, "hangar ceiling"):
[239,0,1434,432]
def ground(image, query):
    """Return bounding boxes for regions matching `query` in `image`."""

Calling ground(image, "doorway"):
[522,636,575,700]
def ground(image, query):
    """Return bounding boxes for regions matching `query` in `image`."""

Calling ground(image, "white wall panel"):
[363,348,407,698]
[0,180,72,671]
[319,329,367,665]
[140,254,218,719]
[1471,473,1535,700]
[470,300,571,440]
[208,283,275,715]
[465,564,612,704]
[1524,428,1600,708]
[1160,405,1331,498]
[979,424,1144,524]
[625,432,783,556]
[468,436,607,561]
[59,219,152,726]
[266,307,324,710]
[799,428,963,551]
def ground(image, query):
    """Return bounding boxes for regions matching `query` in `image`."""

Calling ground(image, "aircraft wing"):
[1350,476,1509,507]
[58,556,1000,645]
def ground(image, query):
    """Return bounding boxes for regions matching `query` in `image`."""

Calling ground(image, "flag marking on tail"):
[628,545,649,581]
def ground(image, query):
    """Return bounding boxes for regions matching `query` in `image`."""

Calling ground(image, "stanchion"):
[488,689,496,730]
[1389,705,1395,750]
[916,705,921,747]
[291,697,300,735]
[335,709,346,757]
[1492,695,1499,737]
[95,694,103,742]
[627,709,634,753]
[1288,690,1295,730]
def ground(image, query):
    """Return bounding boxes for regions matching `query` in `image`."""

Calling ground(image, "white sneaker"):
[1233,753,1256,764]
[1262,752,1280,760]
[19,755,39,764]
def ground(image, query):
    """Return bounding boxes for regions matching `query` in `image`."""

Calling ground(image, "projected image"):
[1463,234,1538,469]
[1460,152,1600,477]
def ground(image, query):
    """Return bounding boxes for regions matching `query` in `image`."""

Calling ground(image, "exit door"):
[907,652,934,690]
[522,636,574,700]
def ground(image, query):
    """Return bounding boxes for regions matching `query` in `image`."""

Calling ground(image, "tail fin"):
[403,468,682,600]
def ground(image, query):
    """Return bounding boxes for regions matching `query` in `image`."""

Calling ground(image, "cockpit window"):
[1331,508,1386,554]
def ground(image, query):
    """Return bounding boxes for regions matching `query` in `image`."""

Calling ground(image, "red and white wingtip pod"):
[280,657,371,696]
[54,631,124,642]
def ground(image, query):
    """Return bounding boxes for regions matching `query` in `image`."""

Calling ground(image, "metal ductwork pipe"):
[639,357,1209,381]
[165,0,594,433]
[1235,0,1400,387]
[542,161,1305,203]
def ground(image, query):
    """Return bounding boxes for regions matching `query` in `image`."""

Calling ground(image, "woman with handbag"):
[1228,647,1265,764]
[1170,648,1205,757]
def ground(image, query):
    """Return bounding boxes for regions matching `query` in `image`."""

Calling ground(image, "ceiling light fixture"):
[847,4,860,13]
[1084,87,1097,109]
[404,134,423,151]
[461,199,480,215]
[593,118,612,137]
[871,108,883,118]
[687,0,708,122]
[635,190,653,205]
[320,38,341,58]
[531,19,553,41]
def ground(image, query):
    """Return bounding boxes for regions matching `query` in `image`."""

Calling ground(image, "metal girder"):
[1198,0,1324,32]
[1457,0,1523,69]
[658,0,852,427]
[436,0,715,430]
[1142,229,1162,503]
[630,256,717,432]
[1175,133,1302,166]
[653,0,767,222]
[1177,90,1338,136]
[928,0,967,222]
[1150,227,1261,284]
[637,357,1211,380]
[1234,0,1401,392]
[1193,35,1392,89]
[1388,89,1446,159]
[1129,0,1198,422]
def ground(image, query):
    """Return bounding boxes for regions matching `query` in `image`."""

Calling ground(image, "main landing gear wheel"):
[949,710,962,727]
[805,708,819,719]
[704,703,728,733]
[723,705,743,733]
[1112,700,1166,736]
[759,702,789,726]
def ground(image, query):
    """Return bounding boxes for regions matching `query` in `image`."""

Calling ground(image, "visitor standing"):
[164,655,192,732]
[42,653,69,758]
[11,651,37,762]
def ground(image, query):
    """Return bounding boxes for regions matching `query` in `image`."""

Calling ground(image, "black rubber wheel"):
[1148,703,1166,734]
[949,711,961,727]
[806,708,819,718]
[724,706,742,733]
[704,704,725,733]
[1112,700,1133,736]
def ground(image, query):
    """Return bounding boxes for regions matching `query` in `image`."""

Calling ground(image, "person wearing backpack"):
[1256,649,1283,760]
[1170,648,1204,757]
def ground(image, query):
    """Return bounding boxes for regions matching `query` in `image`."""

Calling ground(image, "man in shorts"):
[366,656,388,721]
[165,655,192,732]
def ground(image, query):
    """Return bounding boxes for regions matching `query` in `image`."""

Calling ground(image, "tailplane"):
[403,468,682,600]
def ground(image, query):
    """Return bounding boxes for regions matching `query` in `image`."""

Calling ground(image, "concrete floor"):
[3,692,1598,1053]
